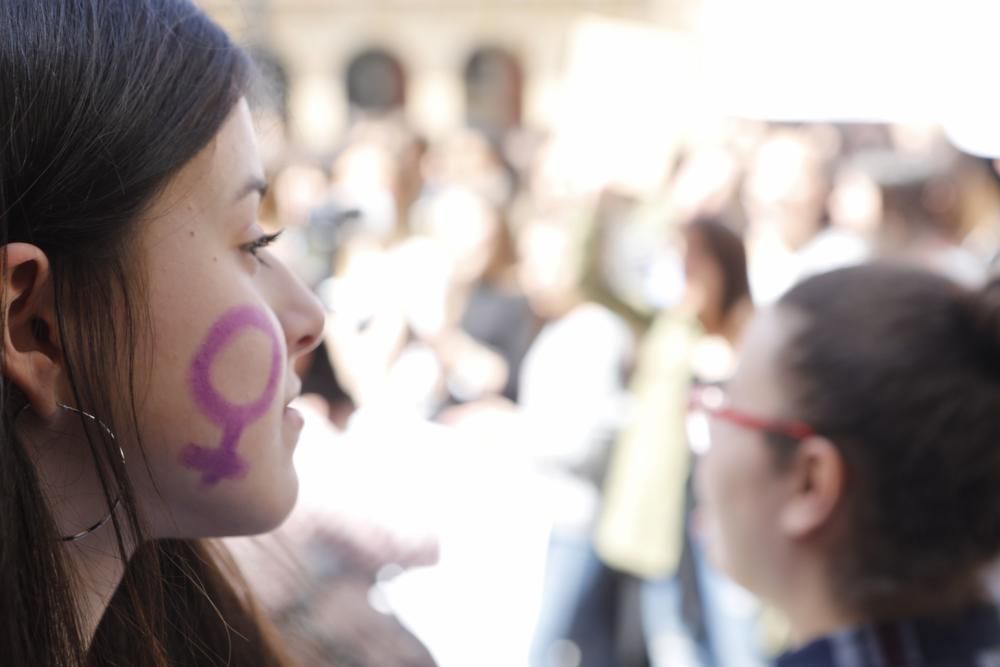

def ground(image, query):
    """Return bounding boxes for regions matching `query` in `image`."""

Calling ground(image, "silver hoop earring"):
[16,402,126,542]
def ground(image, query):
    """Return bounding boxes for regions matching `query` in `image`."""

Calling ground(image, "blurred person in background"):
[816,157,881,278]
[598,216,763,667]
[668,144,747,227]
[851,149,987,286]
[420,128,516,210]
[319,235,433,416]
[278,120,425,291]
[693,263,1000,665]
[956,157,1000,270]
[411,186,536,408]
[742,126,840,303]
[521,213,638,667]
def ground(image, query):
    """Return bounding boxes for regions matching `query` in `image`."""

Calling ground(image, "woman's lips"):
[283,404,304,430]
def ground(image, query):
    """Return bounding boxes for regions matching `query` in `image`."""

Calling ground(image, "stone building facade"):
[202,0,696,154]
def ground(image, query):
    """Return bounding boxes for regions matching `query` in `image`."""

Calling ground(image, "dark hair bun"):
[779,264,1000,615]
[963,277,1000,376]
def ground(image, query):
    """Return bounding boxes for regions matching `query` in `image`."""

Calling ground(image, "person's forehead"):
[730,307,800,410]
[151,100,261,217]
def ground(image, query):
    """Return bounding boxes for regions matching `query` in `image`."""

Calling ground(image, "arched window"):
[345,47,407,114]
[464,46,523,142]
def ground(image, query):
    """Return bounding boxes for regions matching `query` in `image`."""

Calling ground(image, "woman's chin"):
[283,404,305,433]
[253,473,301,534]
[206,473,301,538]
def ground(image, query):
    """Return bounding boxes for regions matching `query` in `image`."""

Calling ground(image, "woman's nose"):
[271,262,325,360]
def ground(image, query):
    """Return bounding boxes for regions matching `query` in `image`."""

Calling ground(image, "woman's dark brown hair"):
[777,263,1000,618]
[1,1,292,665]
[687,215,752,322]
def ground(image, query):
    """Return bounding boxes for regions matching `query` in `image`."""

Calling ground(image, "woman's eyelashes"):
[240,229,283,267]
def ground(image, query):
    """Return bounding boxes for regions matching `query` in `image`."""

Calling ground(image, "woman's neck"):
[778,566,988,651]
[772,560,866,649]
[785,592,865,649]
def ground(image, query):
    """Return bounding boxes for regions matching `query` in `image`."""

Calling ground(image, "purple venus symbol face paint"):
[180,305,282,485]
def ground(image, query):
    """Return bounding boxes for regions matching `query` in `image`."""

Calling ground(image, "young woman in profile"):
[1,1,325,665]
[693,263,1000,666]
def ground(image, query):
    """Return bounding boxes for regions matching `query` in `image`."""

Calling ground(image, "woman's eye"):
[240,230,283,267]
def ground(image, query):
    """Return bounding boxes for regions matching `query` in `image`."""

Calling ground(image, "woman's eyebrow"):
[233,176,268,204]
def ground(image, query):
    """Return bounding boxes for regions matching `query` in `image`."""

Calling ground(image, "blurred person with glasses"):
[692,263,1000,666]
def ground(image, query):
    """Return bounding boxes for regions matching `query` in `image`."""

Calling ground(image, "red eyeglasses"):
[687,385,815,453]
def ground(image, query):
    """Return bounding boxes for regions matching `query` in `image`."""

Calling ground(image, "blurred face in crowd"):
[422,188,500,285]
[828,166,881,236]
[744,131,829,250]
[671,147,741,218]
[694,307,845,606]
[682,225,725,325]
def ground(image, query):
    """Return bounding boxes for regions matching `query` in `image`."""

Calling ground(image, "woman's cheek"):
[132,304,296,538]
[176,305,283,486]
[695,448,739,572]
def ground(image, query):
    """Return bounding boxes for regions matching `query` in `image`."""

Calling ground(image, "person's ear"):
[778,435,845,539]
[1,243,63,419]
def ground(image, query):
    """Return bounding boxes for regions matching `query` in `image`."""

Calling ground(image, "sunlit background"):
[203,1,1000,666]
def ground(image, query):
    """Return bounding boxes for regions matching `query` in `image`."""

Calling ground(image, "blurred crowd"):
[227,108,1000,667]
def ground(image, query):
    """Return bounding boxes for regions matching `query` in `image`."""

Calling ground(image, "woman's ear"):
[778,435,846,539]
[1,243,63,419]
